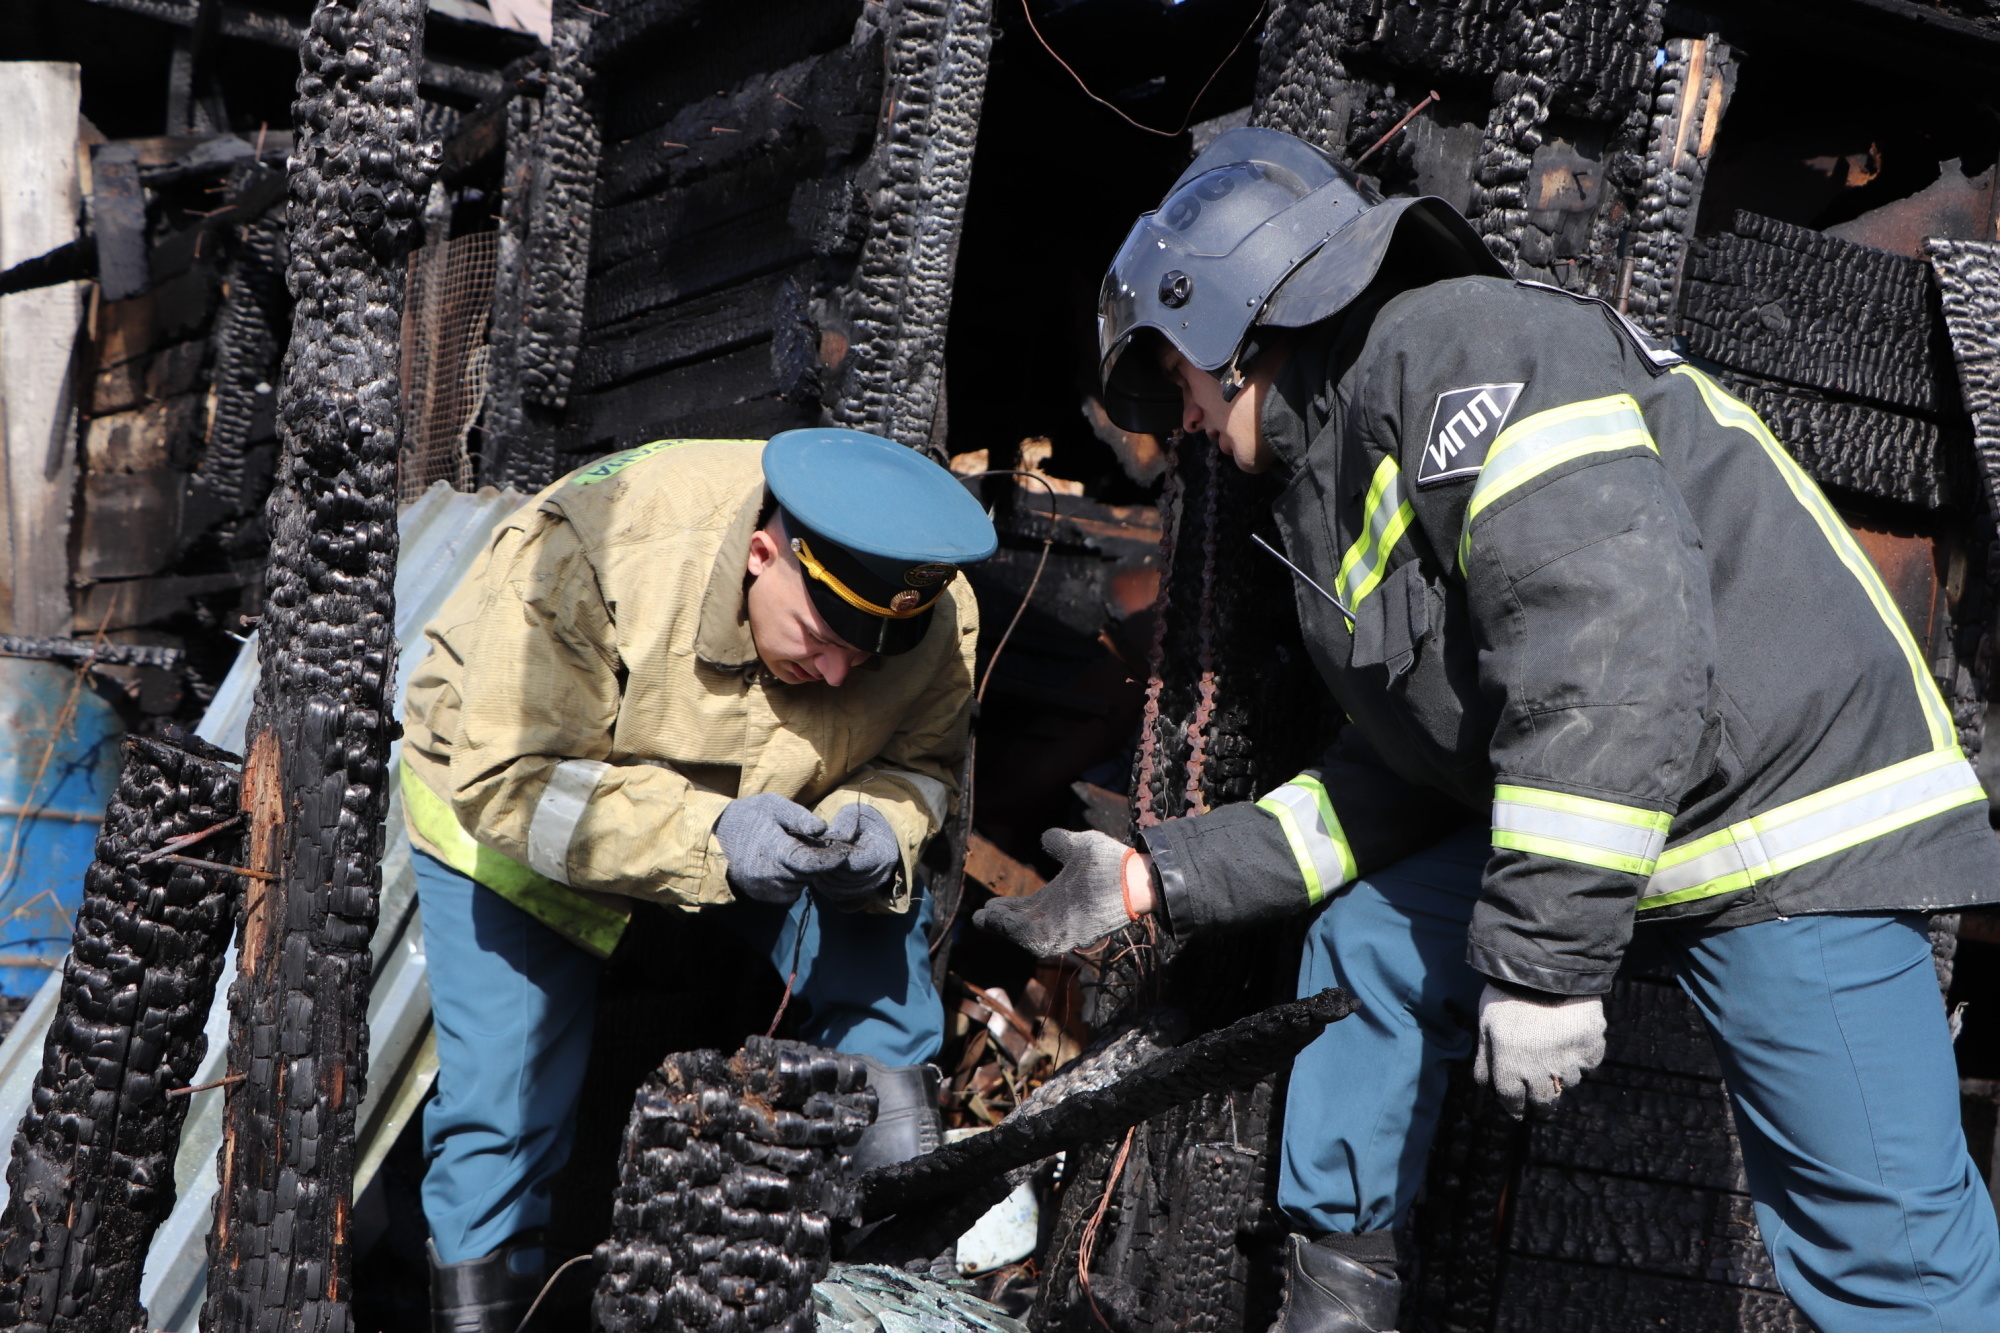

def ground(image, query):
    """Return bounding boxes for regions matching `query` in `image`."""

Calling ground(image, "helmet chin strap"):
[1215,329,1269,403]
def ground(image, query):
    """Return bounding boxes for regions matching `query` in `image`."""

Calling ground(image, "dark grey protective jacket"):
[1143,275,2000,996]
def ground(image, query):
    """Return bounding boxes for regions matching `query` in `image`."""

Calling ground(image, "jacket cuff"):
[1141,825,1195,941]
[1464,940,1617,997]
[1138,802,1313,940]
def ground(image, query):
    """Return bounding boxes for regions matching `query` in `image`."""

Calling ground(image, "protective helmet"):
[1098,126,1507,434]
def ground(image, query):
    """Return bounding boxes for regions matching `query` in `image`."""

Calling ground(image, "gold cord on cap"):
[791,537,950,620]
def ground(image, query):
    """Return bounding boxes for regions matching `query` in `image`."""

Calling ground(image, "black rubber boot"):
[429,1230,549,1333]
[848,1056,942,1174]
[1271,1231,1404,1333]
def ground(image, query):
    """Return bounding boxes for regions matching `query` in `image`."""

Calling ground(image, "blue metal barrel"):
[0,658,124,996]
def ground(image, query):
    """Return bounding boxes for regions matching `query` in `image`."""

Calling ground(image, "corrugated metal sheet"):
[0,482,529,1330]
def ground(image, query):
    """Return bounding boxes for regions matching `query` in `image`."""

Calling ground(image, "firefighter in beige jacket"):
[401,430,994,1332]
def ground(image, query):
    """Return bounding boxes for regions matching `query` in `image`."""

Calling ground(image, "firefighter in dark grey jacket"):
[978,128,2000,1333]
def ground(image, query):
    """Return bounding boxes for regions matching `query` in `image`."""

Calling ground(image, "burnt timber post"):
[201,0,435,1327]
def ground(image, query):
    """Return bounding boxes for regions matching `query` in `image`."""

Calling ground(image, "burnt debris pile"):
[593,1038,875,1333]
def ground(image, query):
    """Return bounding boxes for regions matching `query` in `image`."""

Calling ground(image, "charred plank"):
[0,735,241,1333]
[857,988,1353,1221]
[1682,211,1953,414]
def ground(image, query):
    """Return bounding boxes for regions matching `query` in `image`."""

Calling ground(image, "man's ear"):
[745,527,780,577]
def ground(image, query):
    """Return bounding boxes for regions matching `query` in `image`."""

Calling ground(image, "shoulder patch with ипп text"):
[1416,383,1523,486]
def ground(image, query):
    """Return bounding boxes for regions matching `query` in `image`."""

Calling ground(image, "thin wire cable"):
[1077,1125,1138,1332]
[1018,0,1267,139]
[960,469,1061,705]
[513,1253,594,1333]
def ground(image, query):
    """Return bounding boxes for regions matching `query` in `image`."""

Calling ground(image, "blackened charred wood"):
[0,735,242,1333]
[1930,240,2000,519]
[1682,212,1953,414]
[1623,37,1734,337]
[843,1009,1192,1267]
[196,213,289,512]
[1715,369,1970,513]
[857,988,1353,1221]
[0,238,97,298]
[1271,0,1662,125]
[201,0,435,1328]
[592,1038,874,1333]
[0,635,184,670]
[1927,240,2000,803]
[478,3,599,492]
[827,0,991,452]
[594,41,882,211]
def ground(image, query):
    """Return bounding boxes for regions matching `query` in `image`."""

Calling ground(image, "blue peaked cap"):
[762,429,998,655]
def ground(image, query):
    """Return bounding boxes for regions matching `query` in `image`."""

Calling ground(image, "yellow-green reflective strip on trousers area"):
[1256,775,1356,905]
[1337,457,1416,613]
[399,760,630,958]
[1671,366,1954,751]
[1491,784,1670,877]
[1636,748,1984,911]
[1458,395,1657,571]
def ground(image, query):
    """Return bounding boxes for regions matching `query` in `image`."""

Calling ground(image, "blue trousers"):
[413,850,944,1263]
[1280,825,2000,1332]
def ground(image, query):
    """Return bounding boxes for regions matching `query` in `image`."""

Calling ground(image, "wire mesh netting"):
[400,228,499,502]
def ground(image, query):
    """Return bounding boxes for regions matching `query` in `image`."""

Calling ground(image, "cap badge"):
[889,589,925,614]
[904,562,957,588]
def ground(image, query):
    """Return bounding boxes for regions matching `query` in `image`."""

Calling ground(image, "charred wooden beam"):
[0,634,184,670]
[592,1038,875,1333]
[478,2,599,491]
[200,0,435,1328]
[826,0,991,452]
[1929,239,2000,808]
[0,735,242,1333]
[1682,211,1954,415]
[80,0,504,101]
[859,988,1353,1221]
[1622,36,1734,336]
[195,213,289,513]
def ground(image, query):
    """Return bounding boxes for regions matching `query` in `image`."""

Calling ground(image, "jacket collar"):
[1260,286,1401,480]
[693,484,769,671]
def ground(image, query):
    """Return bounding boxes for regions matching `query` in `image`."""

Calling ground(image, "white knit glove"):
[1473,983,1606,1117]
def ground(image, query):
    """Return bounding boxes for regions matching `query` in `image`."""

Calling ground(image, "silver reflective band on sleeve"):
[1639,749,1985,911]
[1459,395,1656,570]
[1491,785,1669,877]
[526,759,610,886]
[878,767,949,825]
[1255,774,1356,906]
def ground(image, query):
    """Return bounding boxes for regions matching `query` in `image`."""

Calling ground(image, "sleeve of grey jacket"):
[1139,739,1462,938]
[1451,416,1714,994]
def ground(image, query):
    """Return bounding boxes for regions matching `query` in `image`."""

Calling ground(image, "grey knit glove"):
[715,794,850,905]
[1473,983,1606,1117]
[973,828,1136,956]
[810,803,902,905]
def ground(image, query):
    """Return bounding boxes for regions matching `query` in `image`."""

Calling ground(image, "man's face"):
[1157,343,1284,474]
[744,518,875,686]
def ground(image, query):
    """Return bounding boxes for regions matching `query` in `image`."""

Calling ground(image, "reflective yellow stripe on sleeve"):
[1458,395,1657,571]
[400,760,630,958]
[1256,773,1356,905]
[1670,365,1955,752]
[1638,748,1984,911]
[1337,457,1416,617]
[1492,785,1671,876]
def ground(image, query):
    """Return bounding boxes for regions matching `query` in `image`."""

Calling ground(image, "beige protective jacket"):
[400,438,979,956]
